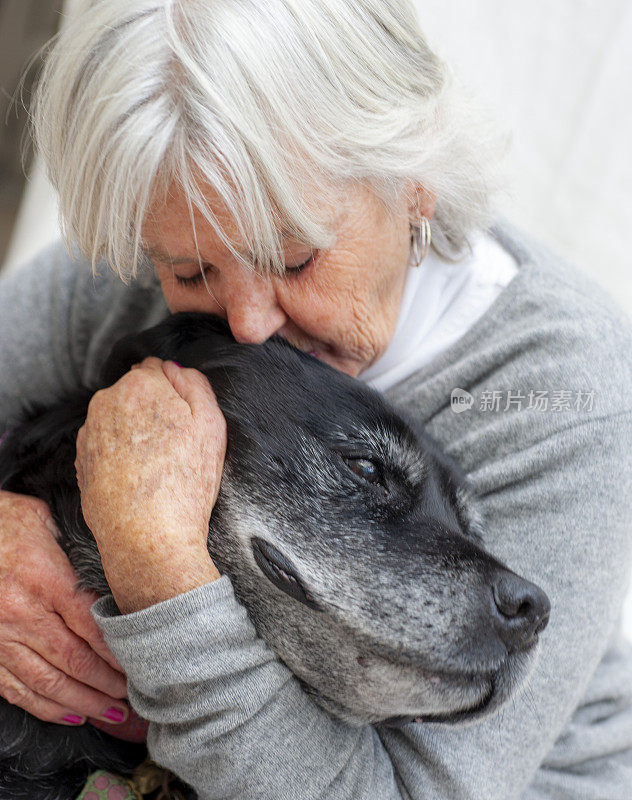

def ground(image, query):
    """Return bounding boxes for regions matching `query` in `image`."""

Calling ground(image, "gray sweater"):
[1,221,631,799]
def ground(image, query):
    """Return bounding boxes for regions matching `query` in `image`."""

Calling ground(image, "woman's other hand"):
[0,490,128,726]
[75,358,225,614]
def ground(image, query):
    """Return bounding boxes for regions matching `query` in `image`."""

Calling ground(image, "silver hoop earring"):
[409,216,432,267]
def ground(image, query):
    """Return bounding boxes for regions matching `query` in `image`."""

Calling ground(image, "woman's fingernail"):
[100,706,127,723]
[62,714,85,725]
[172,361,182,368]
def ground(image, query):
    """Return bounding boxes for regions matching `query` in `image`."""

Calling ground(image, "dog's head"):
[0,312,550,730]
[99,312,550,727]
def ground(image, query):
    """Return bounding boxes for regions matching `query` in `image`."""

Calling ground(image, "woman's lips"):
[276,324,330,361]
[282,337,324,359]
[278,333,337,367]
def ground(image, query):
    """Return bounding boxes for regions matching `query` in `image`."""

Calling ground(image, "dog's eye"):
[344,457,383,486]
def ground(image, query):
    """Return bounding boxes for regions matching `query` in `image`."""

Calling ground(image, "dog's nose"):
[490,571,550,654]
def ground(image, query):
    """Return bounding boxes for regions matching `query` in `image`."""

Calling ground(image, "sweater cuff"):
[91,574,235,634]
[90,574,290,706]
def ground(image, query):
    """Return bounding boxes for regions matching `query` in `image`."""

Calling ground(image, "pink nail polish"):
[62,714,84,725]
[172,361,183,368]
[102,706,126,723]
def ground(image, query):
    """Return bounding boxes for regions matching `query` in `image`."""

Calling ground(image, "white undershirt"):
[359,231,519,393]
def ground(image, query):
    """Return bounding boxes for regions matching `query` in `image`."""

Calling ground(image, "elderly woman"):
[0,1,631,797]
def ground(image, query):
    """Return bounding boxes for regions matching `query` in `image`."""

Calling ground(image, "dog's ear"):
[0,391,91,503]
[99,312,234,387]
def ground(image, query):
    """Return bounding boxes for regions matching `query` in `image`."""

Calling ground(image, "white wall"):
[413,0,632,315]
[2,157,59,274]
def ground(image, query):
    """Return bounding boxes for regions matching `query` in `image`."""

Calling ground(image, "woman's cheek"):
[279,264,343,330]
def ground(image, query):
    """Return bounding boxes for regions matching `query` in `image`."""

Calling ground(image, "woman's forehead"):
[142,180,256,259]
[143,215,300,266]
[142,175,350,263]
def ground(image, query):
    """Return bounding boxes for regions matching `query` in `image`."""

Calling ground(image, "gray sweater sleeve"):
[0,241,90,429]
[0,240,167,431]
[91,402,632,800]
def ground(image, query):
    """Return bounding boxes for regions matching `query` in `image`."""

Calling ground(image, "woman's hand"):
[0,489,128,725]
[75,358,226,614]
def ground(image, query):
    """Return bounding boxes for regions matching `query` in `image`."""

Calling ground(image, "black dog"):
[0,312,550,799]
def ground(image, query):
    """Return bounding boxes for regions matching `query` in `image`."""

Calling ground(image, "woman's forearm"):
[97,534,220,614]
[74,356,227,614]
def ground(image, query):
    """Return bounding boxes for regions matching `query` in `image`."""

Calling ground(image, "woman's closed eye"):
[174,251,317,288]
[283,251,317,277]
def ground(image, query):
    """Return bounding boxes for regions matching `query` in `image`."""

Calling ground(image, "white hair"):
[30,0,509,281]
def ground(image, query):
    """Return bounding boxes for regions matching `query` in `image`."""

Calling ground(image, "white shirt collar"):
[359,231,519,392]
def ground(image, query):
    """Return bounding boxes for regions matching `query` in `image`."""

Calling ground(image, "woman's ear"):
[407,181,437,221]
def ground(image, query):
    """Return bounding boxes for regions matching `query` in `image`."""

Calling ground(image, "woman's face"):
[142,180,434,377]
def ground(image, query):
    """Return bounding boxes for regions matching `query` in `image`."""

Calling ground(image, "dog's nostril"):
[491,572,551,653]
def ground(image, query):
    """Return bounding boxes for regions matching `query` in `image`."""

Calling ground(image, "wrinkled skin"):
[144,178,436,377]
[0,179,435,729]
[75,357,224,614]
[0,491,127,725]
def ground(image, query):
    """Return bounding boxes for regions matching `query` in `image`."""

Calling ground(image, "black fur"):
[0,313,550,799]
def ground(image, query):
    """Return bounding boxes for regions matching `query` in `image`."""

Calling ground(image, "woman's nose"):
[220,266,288,345]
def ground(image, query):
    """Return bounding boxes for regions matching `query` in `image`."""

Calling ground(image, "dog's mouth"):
[417,673,496,724]
[251,537,321,612]
[377,643,541,728]
[381,672,497,728]
[250,537,537,729]
[358,641,510,728]
[360,620,542,728]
